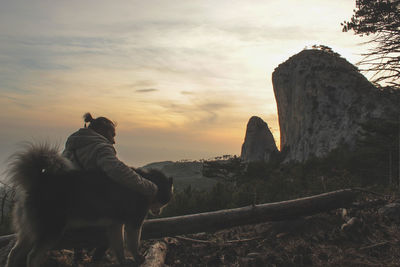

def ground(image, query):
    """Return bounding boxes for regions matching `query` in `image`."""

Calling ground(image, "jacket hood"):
[65,128,111,150]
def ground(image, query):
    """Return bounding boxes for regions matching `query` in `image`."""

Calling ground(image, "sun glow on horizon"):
[0,0,364,166]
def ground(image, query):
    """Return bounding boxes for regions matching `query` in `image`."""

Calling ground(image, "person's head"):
[83,113,116,144]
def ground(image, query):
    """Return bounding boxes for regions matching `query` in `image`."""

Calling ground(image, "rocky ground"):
[1,194,400,266]
[164,199,400,267]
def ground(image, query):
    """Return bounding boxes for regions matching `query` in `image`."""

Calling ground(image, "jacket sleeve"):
[95,144,158,199]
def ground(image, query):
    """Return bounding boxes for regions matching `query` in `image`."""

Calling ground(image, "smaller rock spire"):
[240,116,278,163]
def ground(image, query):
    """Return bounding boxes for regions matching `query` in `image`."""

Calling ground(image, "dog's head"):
[135,168,174,215]
[149,174,173,215]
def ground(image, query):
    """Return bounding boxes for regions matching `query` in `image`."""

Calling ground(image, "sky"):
[0,0,370,169]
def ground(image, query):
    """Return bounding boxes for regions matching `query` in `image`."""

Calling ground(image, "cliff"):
[272,49,396,162]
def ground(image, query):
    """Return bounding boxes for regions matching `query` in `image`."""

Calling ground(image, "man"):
[63,112,158,199]
[62,112,158,262]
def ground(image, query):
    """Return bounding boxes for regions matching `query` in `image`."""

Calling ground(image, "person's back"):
[62,112,158,199]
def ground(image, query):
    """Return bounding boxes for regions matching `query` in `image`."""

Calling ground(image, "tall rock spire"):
[272,49,396,162]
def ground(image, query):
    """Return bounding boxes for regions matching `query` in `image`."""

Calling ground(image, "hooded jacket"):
[62,128,157,199]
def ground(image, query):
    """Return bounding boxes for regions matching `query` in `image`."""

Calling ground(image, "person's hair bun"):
[83,112,94,123]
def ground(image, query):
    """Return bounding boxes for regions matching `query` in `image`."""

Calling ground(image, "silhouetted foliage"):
[342,0,400,87]
[355,117,399,185]
[202,156,244,182]
[2,117,399,233]
[311,45,341,57]
[161,116,399,218]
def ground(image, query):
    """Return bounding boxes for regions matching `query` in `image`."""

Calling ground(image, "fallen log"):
[0,189,358,249]
[143,188,357,239]
[0,234,14,248]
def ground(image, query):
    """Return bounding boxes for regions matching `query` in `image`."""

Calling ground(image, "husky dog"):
[5,143,173,267]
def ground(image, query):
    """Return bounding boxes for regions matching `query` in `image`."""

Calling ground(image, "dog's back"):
[17,167,172,239]
[7,144,173,267]
[8,144,172,233]
[66,170,151,226]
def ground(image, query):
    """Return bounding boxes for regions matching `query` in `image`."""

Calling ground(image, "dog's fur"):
[5,143,173,267]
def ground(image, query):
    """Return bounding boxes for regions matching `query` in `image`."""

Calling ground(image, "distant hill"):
[141,161,218,191]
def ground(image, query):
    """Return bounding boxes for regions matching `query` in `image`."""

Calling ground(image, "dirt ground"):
[163,197,400,266]
[2,195,400,266]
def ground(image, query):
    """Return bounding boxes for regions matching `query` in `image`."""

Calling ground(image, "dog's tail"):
[6,143,73,192]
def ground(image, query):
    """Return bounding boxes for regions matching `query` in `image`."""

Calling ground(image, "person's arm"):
[95,144,158,199]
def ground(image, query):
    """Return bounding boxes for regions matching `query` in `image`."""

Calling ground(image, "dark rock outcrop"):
[272,49,396,162]
[241,116,278,162]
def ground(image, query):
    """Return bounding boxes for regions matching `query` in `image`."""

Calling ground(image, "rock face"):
[272,49,395,162]
[241,116,278,162]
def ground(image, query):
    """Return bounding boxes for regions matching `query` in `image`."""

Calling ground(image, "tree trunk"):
[389,152,393,185]
[0,189,358,249]
[398,113,400,190]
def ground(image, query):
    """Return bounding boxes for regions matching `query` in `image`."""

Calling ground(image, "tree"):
[342,0,400,87]
[356,118,399,185]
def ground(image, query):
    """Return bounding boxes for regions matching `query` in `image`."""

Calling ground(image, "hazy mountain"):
[141,161,218,191]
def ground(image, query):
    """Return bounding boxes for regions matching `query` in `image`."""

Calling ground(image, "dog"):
[5,143,173,267]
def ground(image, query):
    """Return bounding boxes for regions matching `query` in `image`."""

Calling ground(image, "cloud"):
[181,91,194,95]
[0,95,33,109]
[219,25,316,43]
[152,91,237,129]
[18,58,69,71]
[135,88,158,93]
[127,80,157,88]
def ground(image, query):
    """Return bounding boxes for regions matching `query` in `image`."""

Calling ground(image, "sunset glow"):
[0,0,369,167]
